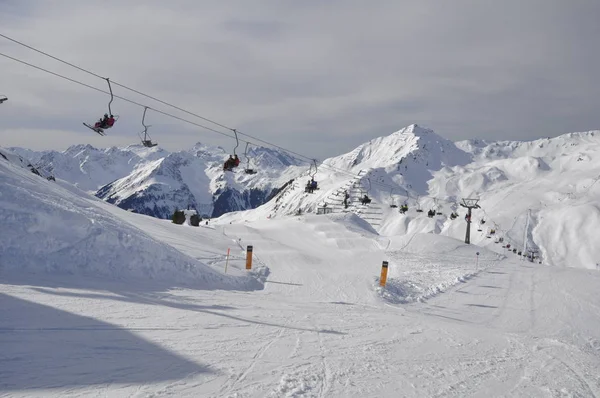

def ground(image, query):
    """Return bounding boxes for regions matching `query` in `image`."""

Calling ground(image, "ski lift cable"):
[0,34,402,182]
[0,33,236,133]
[0,45,519,216]
[0,33,290,147]
[0,33,522,210]
[0,51,236,139]
[0,49,426,195]
[0,33,410,174]
[0,50,327,174]
[0,43,314,167]
[0,47,319,171]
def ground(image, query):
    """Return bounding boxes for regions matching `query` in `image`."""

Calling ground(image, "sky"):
[1,0,599,160]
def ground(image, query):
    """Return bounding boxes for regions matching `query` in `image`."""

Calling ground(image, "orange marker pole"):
[224,248,230,273]
[246,245,253,270]
[380,261,389,287]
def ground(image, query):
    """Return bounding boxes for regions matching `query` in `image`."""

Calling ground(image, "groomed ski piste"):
[2,146,600,397]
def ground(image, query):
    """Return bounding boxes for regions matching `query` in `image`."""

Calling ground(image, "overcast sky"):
[1,0,599,160]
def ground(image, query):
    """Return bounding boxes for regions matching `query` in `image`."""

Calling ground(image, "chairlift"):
[389,189,399,208]
[434,198,443,216]
[223,129,241,172]
[0,95,7,104]
[83,78,119,135]
[139,107,157,147]
[415,196,423,212]
[305,159,319,193]
[243,142,257,174]
[309,159,318,179]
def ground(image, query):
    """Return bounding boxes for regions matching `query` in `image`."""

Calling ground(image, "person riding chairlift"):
[306,178,317,193]
[95,114,115,129]
[223,155,235,171]
[233,154,240,167]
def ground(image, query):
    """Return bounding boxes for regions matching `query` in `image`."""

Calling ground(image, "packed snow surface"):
[2,145,600,397]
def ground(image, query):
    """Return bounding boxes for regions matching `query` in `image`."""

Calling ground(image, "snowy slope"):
[0,147,260,289]
[2,198,600,396]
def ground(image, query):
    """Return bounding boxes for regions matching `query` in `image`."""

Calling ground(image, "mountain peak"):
[401,123,431,135]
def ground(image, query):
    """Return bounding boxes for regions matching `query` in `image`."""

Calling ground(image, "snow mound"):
[324,212,379,236]
[0,148,260,289]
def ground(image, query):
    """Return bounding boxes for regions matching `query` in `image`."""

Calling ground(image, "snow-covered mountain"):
[9,124,600,269]
[9,144,168,192]
[10,142,305,219]
[217,124,600,270]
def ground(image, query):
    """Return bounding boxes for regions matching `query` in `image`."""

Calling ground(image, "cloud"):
[1,0,599,160]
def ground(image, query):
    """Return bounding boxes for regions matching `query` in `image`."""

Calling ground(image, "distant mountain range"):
[9,124,600,269]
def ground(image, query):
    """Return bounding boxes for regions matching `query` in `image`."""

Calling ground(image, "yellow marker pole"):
[379,261,389,287]
[224,248,230,273]
[245,245,253,270]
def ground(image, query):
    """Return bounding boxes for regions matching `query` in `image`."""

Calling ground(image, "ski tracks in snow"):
[217,326,286,397]
[266,320,333,398]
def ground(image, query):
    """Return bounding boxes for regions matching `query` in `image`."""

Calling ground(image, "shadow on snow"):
[0,293,208,392]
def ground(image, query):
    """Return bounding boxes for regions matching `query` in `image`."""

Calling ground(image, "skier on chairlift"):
[94,114,115,130]
[223,155,235,171]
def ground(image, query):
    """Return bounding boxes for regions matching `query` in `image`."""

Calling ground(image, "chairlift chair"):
[0,95,7,104]
[389,189,398,208]
[139,107,157,147]
[304,159,319,192]
[83,78,119,135]
[243,142,257,174]
[399,203,409,213]
[415,197,424,212]
[224,129,241,172]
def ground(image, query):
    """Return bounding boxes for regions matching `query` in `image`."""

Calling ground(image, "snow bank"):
[324,212,379,236]
[0,148,260,289]
[378,234,503,303]
[534,204,600,269]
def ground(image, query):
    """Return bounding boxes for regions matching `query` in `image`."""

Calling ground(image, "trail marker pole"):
[245,245,253,270]
[224,248,230,273]
[380,261,389,287]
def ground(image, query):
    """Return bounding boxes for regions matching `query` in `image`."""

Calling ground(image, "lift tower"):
[460,198,480,244]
